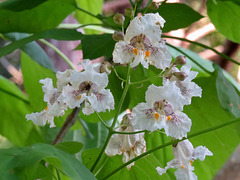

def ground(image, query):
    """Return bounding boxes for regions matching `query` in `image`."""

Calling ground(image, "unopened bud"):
[125,8,133,17]
[174,55,187,65]
[121,114,132,130]
[100,61,112,74]
[173,72,187,81]
[149,2,159,10]
[112,31,124,41]
[113,13,125,25]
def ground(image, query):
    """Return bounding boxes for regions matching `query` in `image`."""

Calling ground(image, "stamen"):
[78,94,82,100]
[133,48,138,55]
[166,116,171,121]
[145,50,150,58]
[131,146,135,151]
[122,146,125,152]
[154,112,160,120]
[181,165,184,168]
[44,106,48,111]
[190,161,193,165]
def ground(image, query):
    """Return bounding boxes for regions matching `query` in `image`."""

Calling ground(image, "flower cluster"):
[107,13,212,179]
[26,60,115,127]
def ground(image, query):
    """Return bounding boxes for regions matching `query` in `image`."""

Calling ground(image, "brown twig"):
[52,107,81,145]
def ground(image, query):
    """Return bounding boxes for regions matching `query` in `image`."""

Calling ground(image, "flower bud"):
[173,72,187,81]
[112,31,124,41]
[100,61,112,75]
[113,13,125,25]
[174,55,187,65]
[149,2,159,10]
[125,8,133,17]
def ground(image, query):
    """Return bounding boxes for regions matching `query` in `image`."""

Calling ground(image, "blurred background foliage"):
[0,0,240,179]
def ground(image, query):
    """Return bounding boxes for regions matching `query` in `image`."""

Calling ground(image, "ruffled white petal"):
[26,110,55,128]
[148,41,172,70]
[164,111,192,139]
[146,82,187,111]
[132,103,165,131]
[192,146,213,161]
[125,13,165,43]
[113,41,134,65]
[175,167,197,180]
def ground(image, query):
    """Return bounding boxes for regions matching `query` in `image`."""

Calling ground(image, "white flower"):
[26,78,67,127]
[156,139,213,180]
[105,114,146,169]
[56,69,74,91]
[113,13,171,69]
[132,82,191,139]
[61,60,114,115]
[164,65,202,105]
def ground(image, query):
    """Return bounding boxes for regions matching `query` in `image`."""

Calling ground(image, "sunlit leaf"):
[207,0,240,43]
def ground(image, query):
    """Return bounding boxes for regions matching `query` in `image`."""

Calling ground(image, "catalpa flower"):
[132,82,191,139]
[61,60,114,115]
[105,114,146,169]
[26,78,67,127]
[113,13,171,69]
[164,64,202,105]
[156,139,213,180]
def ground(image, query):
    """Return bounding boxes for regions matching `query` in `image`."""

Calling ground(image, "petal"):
[113,41,135,65]
[39,78,57,103]
[82,101,94,115]
[56,69,74,91]
[146,82,187,111]
[88,89,115,113]
[148,41,172,70]
[193,146,213,161]
[125,13,165,44]
[105,133,123,156]
[175,168,197,180]
[173,140,194,162]
[26,111,55,128]
[164,111,192,139]
[132,103,165,131]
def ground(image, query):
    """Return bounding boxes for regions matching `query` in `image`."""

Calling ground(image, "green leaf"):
[0,77,35,146]
[0,143,96,180]
[0,0,47,11]
[21,51,56,111]
[75,0,103,34]
[54,141,83,154]
[0,0,76,33]
[81,34,116,59]
[147,3,203,32]
[0,29,84,59]
[207,0,240,43]
[4,32,55,71]
[0,75,28,103]
[214,64,240,117]
[220,0,240,6]
[183,74,240,179]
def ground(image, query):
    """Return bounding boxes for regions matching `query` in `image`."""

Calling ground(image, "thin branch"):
[96,112,110,130]
[162,35,240,66]
[52,107,81,145]
[166,43,212,74]
[39,39,76,70]
[113,67,126,82]
[112,130,146,134]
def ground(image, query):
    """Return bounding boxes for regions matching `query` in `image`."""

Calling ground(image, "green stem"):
[113,67,126,82]
[56,168,62,180]
[103,116,240,179]
[130,72,162,85]
[90,65,132,172]
[162,35,240,66]
[166,43,212,74]
[113,130,146,135]
[96,112,110,130]
[76,7,100,20]
[39,39,76,70]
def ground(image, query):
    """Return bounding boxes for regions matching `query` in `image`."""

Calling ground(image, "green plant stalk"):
[162,35,240,66]
[113,130,146,134]
[166,43,212,74]
[39,39,76,70]
[90,65,132,173]
[103,116,240,179]
[95,112,110,130]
